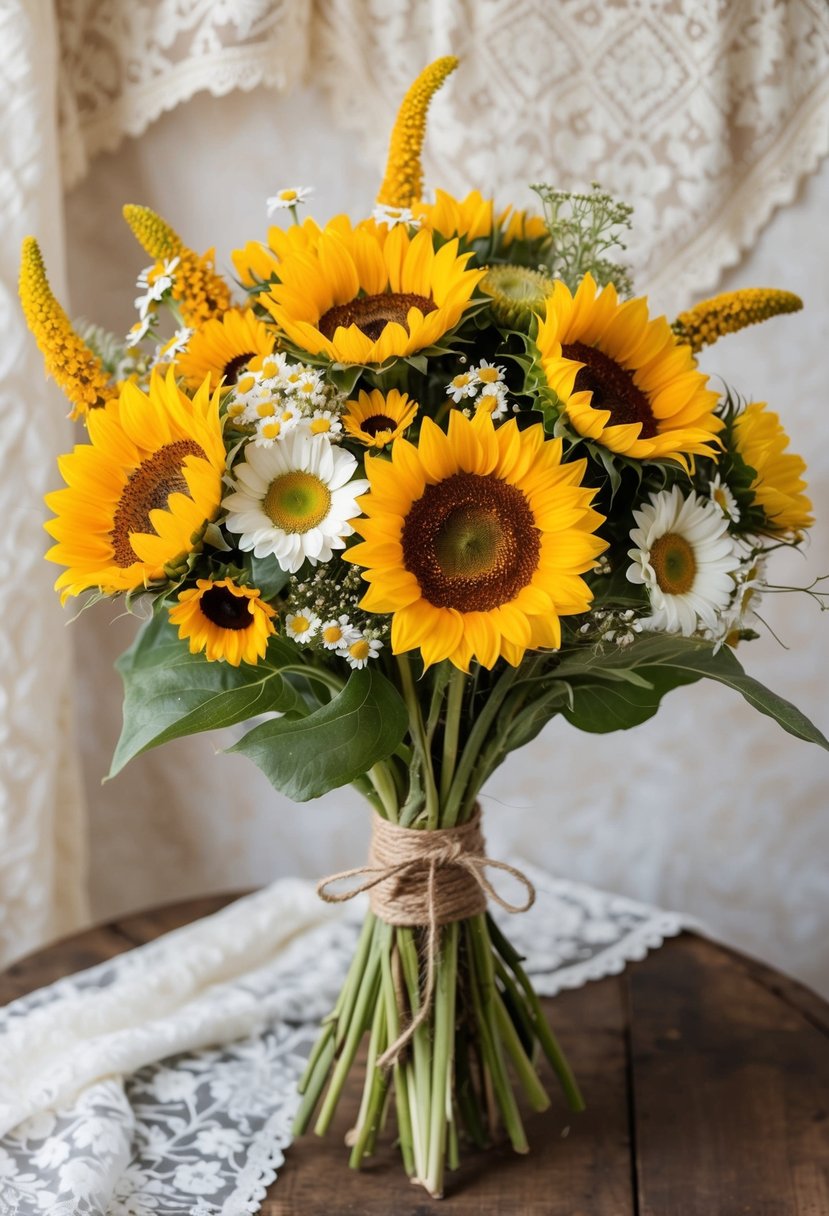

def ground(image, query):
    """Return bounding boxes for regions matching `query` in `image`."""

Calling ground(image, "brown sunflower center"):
[401,472,540,611]
[360,414,398,437]
[562,341,657,438]
[199,586,253,631]
[650,531,697,595]
[110,440,206,567]
[222,352,256,384]
[318,292,436,342]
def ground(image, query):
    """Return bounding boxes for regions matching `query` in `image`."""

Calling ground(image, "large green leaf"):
[556,634,829,748]
[229,666,409,800]
[110,613,303,776]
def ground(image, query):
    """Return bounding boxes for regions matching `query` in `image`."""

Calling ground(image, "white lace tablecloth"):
[0,867,695,1215]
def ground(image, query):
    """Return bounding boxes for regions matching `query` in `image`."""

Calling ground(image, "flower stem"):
[396,654,439,826]
[440,667,466,806]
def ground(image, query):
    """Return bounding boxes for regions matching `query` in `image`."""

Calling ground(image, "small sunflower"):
[169,578,277,666]
[223,431,369,573]
[536,274,722,467]
[345,410,606,671]
[626,485,741,636]
[343,388,418,448]
[45,370,225,600]
[733,401,813,535]
[263,221,485,365]
[176,309,276,391]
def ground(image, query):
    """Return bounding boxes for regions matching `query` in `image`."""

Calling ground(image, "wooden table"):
[2,895,828,1214]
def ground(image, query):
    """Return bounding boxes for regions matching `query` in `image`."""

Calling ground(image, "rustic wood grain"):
[266,977,634,1214]
[629,934,829,1216]
[2,900,828,1215]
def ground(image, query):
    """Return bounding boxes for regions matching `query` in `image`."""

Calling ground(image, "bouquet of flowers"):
[21,57,827,1198]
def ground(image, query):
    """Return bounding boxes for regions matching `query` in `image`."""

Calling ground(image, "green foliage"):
[229,666,409,800]
[530,182,633,296]
[110,612,305,776]
[552,634,829,747]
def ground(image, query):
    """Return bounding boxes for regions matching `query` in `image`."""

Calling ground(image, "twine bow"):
[316,807,535,1067]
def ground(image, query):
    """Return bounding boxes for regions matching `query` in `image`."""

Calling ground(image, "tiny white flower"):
[472,358,506,386]
[476,381,509,419]
[320,615,358,650]
[285,610,321,643]
[254,419,284,446]
[446,372,478,403]
[372,203,420,229]
[126,314,155,347]
[339,634,383,669]
[708,473,741,522]
[308,409,343,436]
[267,186,314,215]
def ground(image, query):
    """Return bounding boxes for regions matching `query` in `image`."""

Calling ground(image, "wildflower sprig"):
[530,182,633,296]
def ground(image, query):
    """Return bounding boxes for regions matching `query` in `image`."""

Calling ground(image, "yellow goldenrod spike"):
[672,288,803,354]
[123,203,231,326]
[376,56,459,208]
[122,203,183,260]
[19,237,113,419]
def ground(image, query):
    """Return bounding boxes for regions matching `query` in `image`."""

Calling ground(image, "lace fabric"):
[0,868,695,1214]
[56,0,829,305]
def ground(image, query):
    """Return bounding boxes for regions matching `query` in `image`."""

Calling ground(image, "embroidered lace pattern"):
[0,870,695,1214]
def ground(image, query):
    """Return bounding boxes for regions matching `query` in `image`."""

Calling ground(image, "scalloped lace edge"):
[222,1091,301,1215]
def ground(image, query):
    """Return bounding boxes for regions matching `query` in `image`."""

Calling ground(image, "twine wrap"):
[317,807,535,1067]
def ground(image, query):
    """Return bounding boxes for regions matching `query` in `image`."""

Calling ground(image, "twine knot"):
[316,806,535,1067]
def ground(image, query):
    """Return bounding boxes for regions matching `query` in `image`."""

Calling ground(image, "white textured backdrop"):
[62,84,829,994]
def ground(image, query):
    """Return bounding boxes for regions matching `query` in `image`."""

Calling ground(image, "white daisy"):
[340,634,383,669]
[153,325,193,366]
[476,382,509,420]
[254,419,283,446]
[223,430,369,573]
[125,313,155,347]
[285,609,321,644]
[446,371,477,403]
[472,359,506,387]
[372,204,421,229]
[267,186,314,215]
[134,257,179,316]
[308,410,343,437]
[320,615,358,650]
[626,485,741,636]
[708,473,741,522]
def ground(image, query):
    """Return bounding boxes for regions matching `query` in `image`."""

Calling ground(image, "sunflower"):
[231,215,356,288]
[169,577,277,665]
[345,411,606,670]
[413,189,495,242]
[45,370,225,600]
[343,388,418,448]
[176,309,276,391]
[263,221,485,365]
[627,486,740,636]
[536,274,722,467]
[732,401,813,535]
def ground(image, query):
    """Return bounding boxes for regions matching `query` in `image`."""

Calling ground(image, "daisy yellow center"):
[478,367,500,384]
[110,440,205,567]
[350,639,370,661]
[562,341,657,438]
[318,292,436,342]
[310,418,333,434]
[650,532,697,595]
[222,352,256,384]
[360,413,398,437]
[292,615,311,633]
[280,190,298,202]
[263,471,331,533]
[199,586,253,631]
[323,624,344,644]
[713,487,729,511]
[401,472,540,611]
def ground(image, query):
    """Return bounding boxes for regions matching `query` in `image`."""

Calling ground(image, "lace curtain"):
[56,0,829,306]
[1,0,828,970]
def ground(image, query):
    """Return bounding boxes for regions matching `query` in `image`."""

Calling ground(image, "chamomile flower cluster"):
[126,258,180,347]
[227,357,347,446]
[445,359,510,418]
[283,567,387,668]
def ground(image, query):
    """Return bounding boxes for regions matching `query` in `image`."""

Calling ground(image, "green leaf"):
[556,634,829,748]
[229,666,409,800]
[110,613,303,777]
[242,552,291,600]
